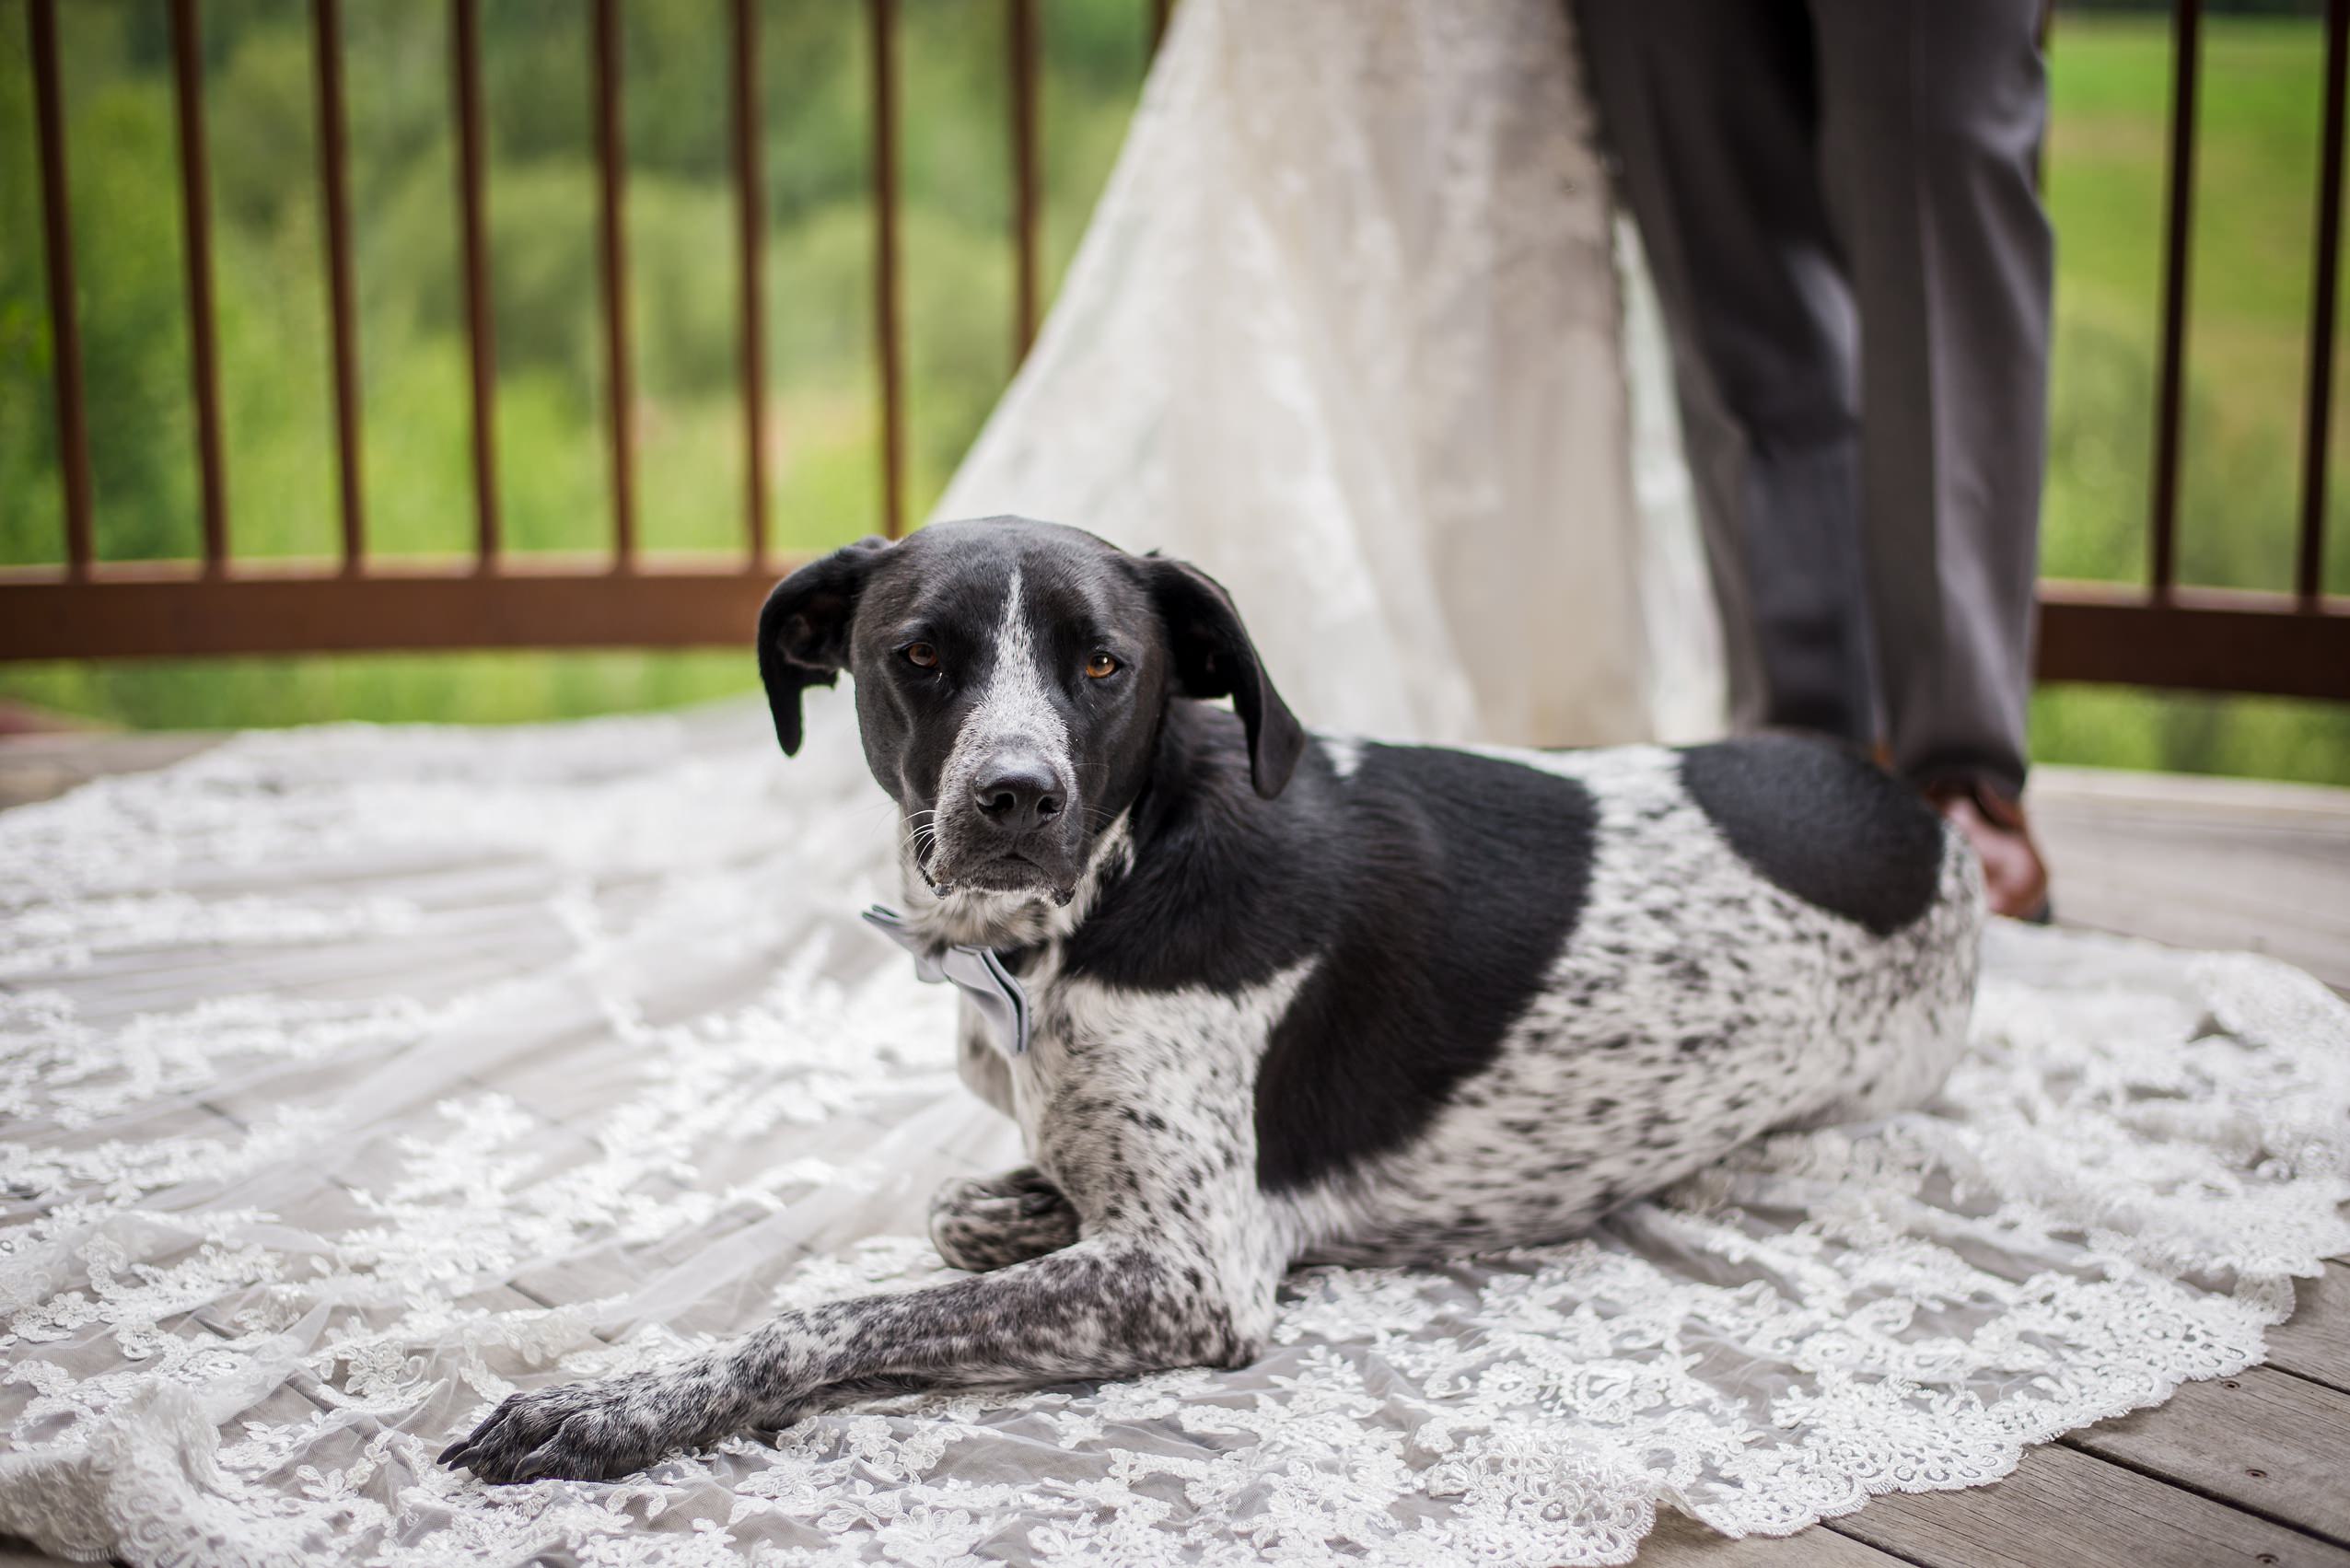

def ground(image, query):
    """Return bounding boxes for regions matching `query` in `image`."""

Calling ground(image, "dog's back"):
[1209,728,1984,1264]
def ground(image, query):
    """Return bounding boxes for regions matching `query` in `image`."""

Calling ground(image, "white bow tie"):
[861,904,1031,1058]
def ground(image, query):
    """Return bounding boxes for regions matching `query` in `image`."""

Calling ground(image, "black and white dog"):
[444,517,1983,1483]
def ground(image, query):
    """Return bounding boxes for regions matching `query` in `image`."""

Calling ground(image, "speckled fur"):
[1277,742,1980,1263]
[444,520,1984,1484]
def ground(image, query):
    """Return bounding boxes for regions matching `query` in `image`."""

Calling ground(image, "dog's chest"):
[990,958,1305,1214]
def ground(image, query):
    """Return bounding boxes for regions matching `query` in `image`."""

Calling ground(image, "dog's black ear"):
[1144,555,1305,798]
[757,536,892,756]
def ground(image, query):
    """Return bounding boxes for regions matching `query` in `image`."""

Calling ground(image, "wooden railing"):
[1,0,2344,701]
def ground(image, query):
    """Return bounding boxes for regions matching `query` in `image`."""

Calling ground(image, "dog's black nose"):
[972,756,1064,833]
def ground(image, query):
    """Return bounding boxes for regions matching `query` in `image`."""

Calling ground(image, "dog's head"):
[758,517,1304,906]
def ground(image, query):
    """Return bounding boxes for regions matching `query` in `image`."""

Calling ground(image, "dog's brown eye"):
[1086,651,1119,679]
[905,643,939,669]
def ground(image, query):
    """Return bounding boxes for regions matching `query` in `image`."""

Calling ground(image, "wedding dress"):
[937,0,1726,747]
[2,2,2345,1565]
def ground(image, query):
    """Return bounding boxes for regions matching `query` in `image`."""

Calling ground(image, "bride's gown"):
[937,0,1724,749]
[1,4,2344,1566]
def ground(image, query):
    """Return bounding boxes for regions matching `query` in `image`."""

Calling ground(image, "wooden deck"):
[2,735,2345,1568]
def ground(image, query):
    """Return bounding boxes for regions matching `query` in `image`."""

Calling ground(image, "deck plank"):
[1635,1512,1908,1565]
[1825,1442,2350,1568]
[2061,1366,2350,1548]
[2040,819,2350,935]
[2268,1262,2350,1393]
[2036,856,2350,990]
[0,728,221,811]
[2028,762,2350,825]
[2030,764,2350,992]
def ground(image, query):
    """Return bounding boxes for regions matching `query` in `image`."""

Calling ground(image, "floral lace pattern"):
[3,705,2346,1568]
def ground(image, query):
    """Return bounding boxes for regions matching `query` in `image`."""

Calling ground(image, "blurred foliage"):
[0,3,2344,784]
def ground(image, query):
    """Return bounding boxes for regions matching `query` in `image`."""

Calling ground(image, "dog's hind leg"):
[929,1166,1080,1270]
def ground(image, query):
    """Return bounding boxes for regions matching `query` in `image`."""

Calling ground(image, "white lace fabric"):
[3,704,2346,1568]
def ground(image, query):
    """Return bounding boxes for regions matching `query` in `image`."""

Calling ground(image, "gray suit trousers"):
[1576,0,2052,794]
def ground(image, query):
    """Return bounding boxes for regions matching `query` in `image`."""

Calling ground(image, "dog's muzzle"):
[926,745,1082,900]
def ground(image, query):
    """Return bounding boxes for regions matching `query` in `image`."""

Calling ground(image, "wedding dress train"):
[2,2,2344,1564]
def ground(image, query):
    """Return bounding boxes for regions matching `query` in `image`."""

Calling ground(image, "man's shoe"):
[1923,776,2052,923]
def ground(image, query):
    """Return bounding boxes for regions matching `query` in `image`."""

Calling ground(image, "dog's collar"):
[862,904,1030,1058]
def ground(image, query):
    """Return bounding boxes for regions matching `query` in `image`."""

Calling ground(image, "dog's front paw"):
[930,1166,1080,1271]
[439,1371,727,1483]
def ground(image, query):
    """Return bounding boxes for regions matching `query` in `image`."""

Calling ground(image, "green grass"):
[1,4,2346,784]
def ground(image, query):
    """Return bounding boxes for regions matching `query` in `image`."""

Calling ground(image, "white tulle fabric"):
[5,1,2348,1564]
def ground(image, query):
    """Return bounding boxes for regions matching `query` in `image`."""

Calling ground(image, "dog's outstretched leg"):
[440,1229,1277,1483]
[929,1166,1079,1271]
